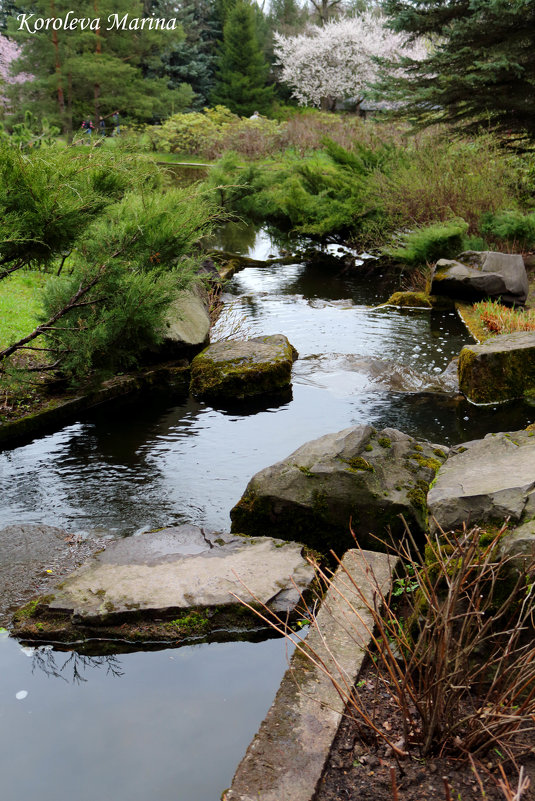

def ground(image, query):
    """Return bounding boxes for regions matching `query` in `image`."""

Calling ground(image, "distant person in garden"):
[81,118,94,143]
[99,117,106,137]
[112,112,120,135]
[249,110,260,120]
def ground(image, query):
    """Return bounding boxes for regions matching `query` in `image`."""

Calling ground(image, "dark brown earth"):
[315,658,535,801]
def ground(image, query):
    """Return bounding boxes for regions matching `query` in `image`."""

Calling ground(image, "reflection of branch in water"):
[31,647,124,683]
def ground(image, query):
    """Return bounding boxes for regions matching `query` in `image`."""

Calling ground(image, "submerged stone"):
[11,525,314,643]
[230,425,448,554]
[458,331,535,403]
[190,334,298,401]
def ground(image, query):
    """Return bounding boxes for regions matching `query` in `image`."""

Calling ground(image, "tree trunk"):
[50,1,66,133]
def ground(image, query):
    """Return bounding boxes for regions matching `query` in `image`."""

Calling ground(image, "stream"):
[1,222,534,801]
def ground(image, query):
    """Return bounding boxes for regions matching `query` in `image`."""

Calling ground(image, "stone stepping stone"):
[11,525,314,645]
[190,334,298,401]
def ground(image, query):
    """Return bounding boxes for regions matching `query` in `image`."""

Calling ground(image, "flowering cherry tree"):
[0,34,25,84]
[274,13,426,108]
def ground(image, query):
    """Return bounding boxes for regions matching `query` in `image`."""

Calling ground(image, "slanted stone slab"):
[190,334,298,401]
[428,430,535,534]
[230,425,448,554]
[223,549,395,801]
[431,250,528,305]
[11,525,314,644]
[458,331,535,403]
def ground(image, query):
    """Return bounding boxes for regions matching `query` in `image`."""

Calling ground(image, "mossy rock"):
[190,334,298,401]
[458,332,535,404]
[230,425,448,554]
[383,291,432,308]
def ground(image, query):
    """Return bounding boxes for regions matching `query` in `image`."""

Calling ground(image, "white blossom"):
[0,35,27,85]
[274,13,426,107]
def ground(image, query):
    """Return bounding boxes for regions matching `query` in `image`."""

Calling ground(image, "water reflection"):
[30,646,124,683]
[0,633,297,801]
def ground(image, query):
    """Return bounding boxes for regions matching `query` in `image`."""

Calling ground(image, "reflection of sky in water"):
[0,632,296,801]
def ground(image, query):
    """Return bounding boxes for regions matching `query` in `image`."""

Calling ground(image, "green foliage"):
[39,183,219,378]
[154,105,284,159]
[146,0,220,109]
[0,145,221,380]
[368,132,518,233]
[211,0,274,116]
[378,0,535,141]
[41,266,181,377]
[385,220,469,267]
[0,111,60,150]
[207,138,395,237]
[0,144,145,271]
[480,210,535,249]
[6,0,193,136]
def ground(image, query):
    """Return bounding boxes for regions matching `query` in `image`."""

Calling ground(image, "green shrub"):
[480,209,535,248]
[385,219,469,266]
[39,184,220,379]
[369,132,519,232]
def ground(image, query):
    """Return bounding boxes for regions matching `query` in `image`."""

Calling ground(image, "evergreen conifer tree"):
[378,0,535,140]
[6,0,192,136]
[148,0,220,109]
[211,0,274,116]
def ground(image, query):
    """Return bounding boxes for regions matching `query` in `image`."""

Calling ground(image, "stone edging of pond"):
[222,548,395,801]
[0,363,190,449]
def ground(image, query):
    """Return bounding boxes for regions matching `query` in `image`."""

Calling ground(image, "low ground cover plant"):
[474,300,535,336]
[207,127,525,251]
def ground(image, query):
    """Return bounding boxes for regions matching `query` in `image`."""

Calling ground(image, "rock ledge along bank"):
[11,525,315,646]
[230,424,448,554]
[223,549,395,801]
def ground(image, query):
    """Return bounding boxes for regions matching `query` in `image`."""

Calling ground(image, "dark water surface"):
[1,223,534,800]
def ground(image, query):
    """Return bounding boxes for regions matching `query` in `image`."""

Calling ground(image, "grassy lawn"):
[0,271,50,350]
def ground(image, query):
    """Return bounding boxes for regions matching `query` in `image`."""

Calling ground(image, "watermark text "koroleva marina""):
[17,12,177,33]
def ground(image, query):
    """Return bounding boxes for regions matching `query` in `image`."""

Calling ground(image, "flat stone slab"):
[428,430,535,533]
[0,524,99,627]
[190,334,298,401]
[458,331,535,403]
[11,525,314,644]
[431,250,528,305]
[223,549,395,801]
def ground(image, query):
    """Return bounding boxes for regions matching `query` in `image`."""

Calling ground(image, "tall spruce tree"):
[211,0,274,116]
[378,0,535,140]
[147,0,220,109]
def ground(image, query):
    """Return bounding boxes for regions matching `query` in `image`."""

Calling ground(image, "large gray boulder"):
[160,286,211,353]
[230,425,448,554]
[431,250,528,305]
[11,525,314,644]
[428,430,535,535]
[190,334,298,401]
[458,331,535,403]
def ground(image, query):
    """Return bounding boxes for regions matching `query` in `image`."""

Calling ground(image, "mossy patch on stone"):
[383,291,432,308]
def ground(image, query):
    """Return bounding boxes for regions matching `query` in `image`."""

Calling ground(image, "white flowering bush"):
[274,13,426,108]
